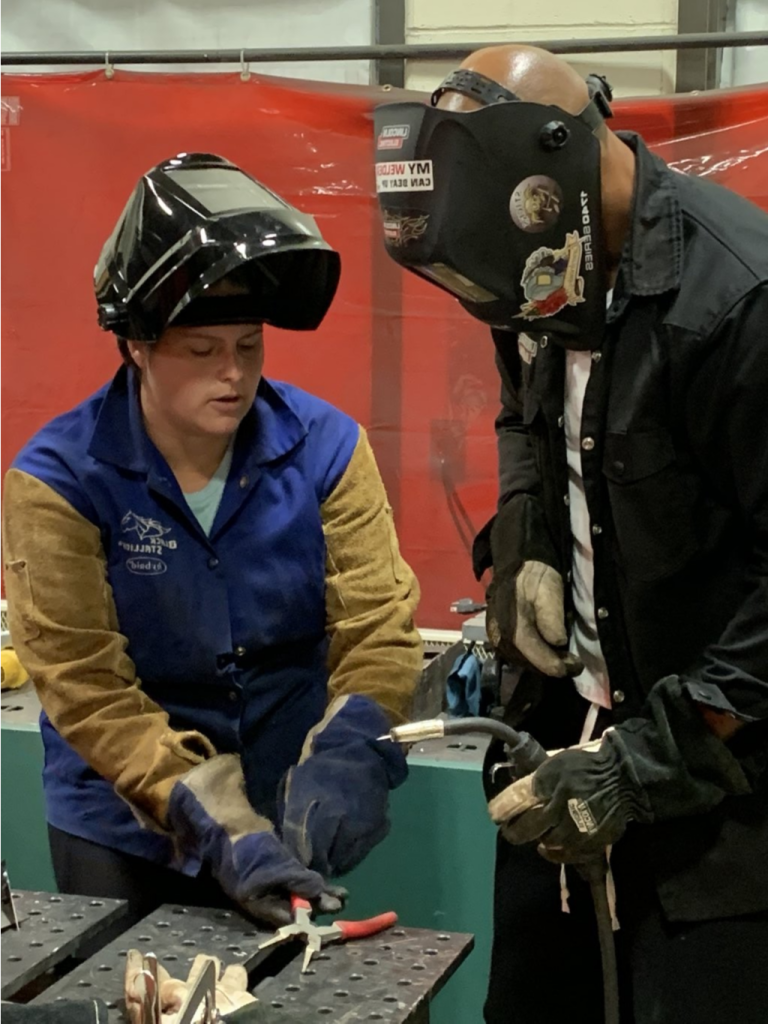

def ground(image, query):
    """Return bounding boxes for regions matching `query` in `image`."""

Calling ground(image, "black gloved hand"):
[489,676,752,863]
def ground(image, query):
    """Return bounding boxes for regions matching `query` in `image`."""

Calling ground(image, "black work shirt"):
[483,133,768,921]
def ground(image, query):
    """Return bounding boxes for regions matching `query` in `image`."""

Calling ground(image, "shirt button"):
[239,475,249,489]
[597,607,610,620]
[208,556,220,569]
[235,645,246,657]
[557,414,565,429]
[591,351,602,363]
[563,494,571,507]
[540,335,549,349]
[591,524,603,536]
[229,690,239,703]
[581,437,595,451]
[613,689,625,704]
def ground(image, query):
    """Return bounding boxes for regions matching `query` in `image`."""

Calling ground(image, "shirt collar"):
[88,367,307,473]
[616,131,683,298]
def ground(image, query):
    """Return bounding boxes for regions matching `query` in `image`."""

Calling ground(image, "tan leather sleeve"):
[2,469,215,826]
[321,429,422,724]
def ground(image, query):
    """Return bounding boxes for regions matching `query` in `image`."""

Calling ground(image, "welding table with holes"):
[2,891,472,1022]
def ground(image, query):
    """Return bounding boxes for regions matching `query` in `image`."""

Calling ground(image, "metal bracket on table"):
[2,861,21,932]
[34,903,473,1023]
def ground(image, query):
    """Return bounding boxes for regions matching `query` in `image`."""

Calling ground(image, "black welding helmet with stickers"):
[95,152,341,341]
[373,70,613,345]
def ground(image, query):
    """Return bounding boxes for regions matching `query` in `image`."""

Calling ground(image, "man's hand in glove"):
[280,695,408,877]
[488,676,752,864]
[125,951,257,1022]
[167,754,346,927]
[487,560,580,678]
[483,498,580,677]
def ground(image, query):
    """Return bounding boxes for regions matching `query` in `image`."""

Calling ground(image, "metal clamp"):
[1,862,19,932]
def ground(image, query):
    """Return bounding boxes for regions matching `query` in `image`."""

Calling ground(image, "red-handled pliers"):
[257,894,398,973]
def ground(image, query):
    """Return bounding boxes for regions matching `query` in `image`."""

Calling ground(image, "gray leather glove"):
[487,559,581,677]
[483,495,581,678]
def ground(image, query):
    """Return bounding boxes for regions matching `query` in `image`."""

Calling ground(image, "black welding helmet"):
[95,153,341,341]
[374,70,613,344]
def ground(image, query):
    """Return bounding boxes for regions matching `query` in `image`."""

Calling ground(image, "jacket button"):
[613,460,625,475]
[540,335,549,349]
[229,690,240,703]
[563,494,571,507]
[613,689,625,704]
[239,475,249,489]
[557,414,565,428]
[597,607,609,620]
[591,524,603,536]
[581,437,595,451]
[235,645,246,657]
[591,351,602,363]
[208,556,220,569]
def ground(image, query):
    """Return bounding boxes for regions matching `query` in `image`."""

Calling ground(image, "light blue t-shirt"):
[183,443,234,536]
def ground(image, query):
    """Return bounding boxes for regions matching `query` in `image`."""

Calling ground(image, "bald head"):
[438,44,590,117]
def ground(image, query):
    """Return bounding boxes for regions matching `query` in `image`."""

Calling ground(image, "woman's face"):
[128,323,265,439]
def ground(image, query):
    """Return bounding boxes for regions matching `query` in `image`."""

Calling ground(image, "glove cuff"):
[603,675,752,824]
[301,694,408,790]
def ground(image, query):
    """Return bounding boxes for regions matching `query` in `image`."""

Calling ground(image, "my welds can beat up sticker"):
[376,160,434,193]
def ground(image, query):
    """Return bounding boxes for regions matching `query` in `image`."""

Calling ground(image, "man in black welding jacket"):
[374,43,768,1024]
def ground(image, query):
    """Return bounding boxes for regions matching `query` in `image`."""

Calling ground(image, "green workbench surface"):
[2,697,495,1024]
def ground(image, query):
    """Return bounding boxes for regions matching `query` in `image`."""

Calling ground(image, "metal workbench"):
[4,895,472,1022]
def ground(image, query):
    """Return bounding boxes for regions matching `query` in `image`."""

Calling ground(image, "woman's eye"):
[239,343,259,354]
[189,347,214,357]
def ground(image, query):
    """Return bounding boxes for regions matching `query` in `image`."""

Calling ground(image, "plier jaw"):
[257,895,398,974]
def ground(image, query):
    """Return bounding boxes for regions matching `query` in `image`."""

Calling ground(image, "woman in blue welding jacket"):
[2,153,422,929]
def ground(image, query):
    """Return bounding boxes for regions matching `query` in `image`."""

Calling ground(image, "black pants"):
[48,825,234,947]
[484,687,768,1024]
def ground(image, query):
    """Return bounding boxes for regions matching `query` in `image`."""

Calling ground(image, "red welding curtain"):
[2,72,768,626]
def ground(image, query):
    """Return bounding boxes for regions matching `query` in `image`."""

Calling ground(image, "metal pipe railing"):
[2,31,768,67]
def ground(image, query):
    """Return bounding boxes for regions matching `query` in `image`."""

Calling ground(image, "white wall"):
[1,0,374,83]
[720,0,768,86]
[405,0,680,97]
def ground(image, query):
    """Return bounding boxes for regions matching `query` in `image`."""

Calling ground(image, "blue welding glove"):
[167,753,345,927]
[279,695,408,877]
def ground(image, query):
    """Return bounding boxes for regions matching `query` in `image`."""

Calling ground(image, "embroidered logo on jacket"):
[119,511,178,560]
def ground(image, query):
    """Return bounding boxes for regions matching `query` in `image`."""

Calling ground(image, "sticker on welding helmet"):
[382,210,430,247]
[509,175,564,234]
[376,160,434,193]
[377,125,410,150]
[516,231,586,321]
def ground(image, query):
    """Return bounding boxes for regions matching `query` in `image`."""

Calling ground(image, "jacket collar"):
[88,366,307,474]
[616,132,683,298]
